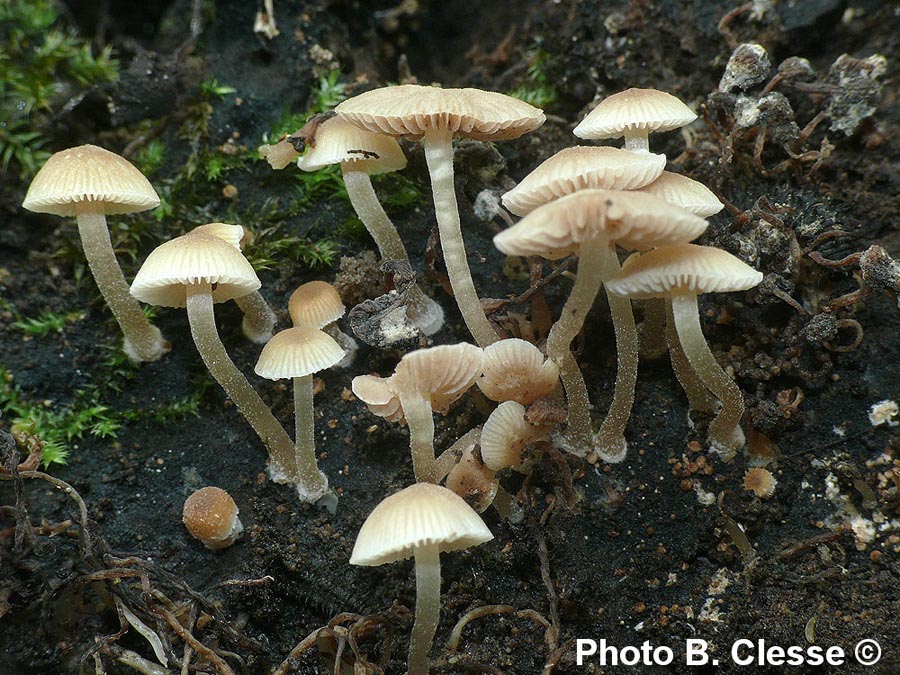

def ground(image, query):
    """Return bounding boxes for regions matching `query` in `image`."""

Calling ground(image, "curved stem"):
[410,547,441,675]
[234,291,277,344]
[665,297,717,414]
[670,293,746,459]
[640,298,669,359]
[76,209,166,362]
[293,375,329,501]
[399,392,436,483]
[423,128,497,347]
[185,284,303,490]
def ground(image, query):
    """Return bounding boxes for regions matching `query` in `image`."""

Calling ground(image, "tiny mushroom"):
[337,84,545,347]
[254,326,345,505]
[350,483,493,675]
[743,467,777,498]
[476,338,559,405]
[182,486,243,550]
[22,144,167,362]
[605,243,763,459]
[637,171,724,218]
[288,280,358,367]
[480,400,551,472]
[444,438,498,513]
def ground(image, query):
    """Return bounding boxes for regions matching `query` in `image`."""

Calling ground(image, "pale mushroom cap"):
[296,116,407,174]
[23,144,160,216]
[743,467,777,498]
[393,343,485,413]
[254,326,344,379]
[191,223,245,250]
[481,401,545,471]
[258,139,302,170]
[336,84,545,142]
[638,171,724,217]
[350,482,493,566]
[501,146,666,216]
[574,88,697,140]
[130,232,261,307]
[288,281,346,328]
[493,189,708,260]
[477,338,559,405]
[182,486,242,546]
[605,243,764,299]
[352,374,405,423]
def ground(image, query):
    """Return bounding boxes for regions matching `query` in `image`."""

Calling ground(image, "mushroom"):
[494,190,707,461]
[191,223,277,344]
[743,467,777,498]
[444,438,498,513]
[351,343,484,482]
[574,88,697,154]
[337,84,545,347]
[288,281,357,367]
[22,144,167,362]
[476,338,559,405]
[605,243,763,459]
[182,486,243,550]
[254,326,345,505]
[350,482,493,675]
[480,400,551,472]
[130,232,306,493]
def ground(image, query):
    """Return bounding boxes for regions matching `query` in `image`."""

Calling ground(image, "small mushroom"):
[22,145,167,362]
[350,483,493,675]
[182,486,243,550]
[288,281,357,367]
[444,438,498,513]
[637,171,724,218]
[480,400,551,472]
[476,338,559,405]
[743,467,777,498]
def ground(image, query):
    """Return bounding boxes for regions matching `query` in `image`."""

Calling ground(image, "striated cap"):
[477,338,559,405]
[393,343,484,413]
[494,189,708,259]
[288,281,346,328]
[130,232,260,307]
[297,116,407,175]
[182,486,243,550]
[574,88,697,140]
[352,374,405,423]
[743,467,777,498]
[480,400,549,472]
[23,144,160,216]
[254,326,344,379]
[606,243,764,299]
[191,222,246,250]
[501,146,666,216]
[638,172,723,217]
[350,482,493,566]
[336,84,545,142]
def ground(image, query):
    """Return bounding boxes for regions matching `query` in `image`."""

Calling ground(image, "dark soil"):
[2,1,900,674]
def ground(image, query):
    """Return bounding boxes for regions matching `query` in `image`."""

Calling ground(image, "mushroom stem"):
[622,130,651,153]
[184,283,301,486]
[665,297,717,414]
[76,208,166,362]
[399,392,437,483]
[670,293,746,458]
[292,374,329,501]
[423,128,498,347]
[409,546,441,675]
[640,298,669,359]
[342,167,444,335]
[234,291,277,344]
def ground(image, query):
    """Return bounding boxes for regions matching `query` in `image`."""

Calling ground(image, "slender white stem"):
[423,128,497,347]
[399,392,436,483]
[234,291,277,344]
[76,208,166,362]
[409,547,441,675]
[670,293,746,459]
[623,130,650,153]
[665,297,717,413]
[185,284,302,489]
[292,375,329,501]
[640,298,669,359]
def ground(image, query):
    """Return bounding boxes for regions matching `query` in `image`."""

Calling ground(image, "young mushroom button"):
[182,486,243,550]
[288,280,358,367]
[22,144,167,362]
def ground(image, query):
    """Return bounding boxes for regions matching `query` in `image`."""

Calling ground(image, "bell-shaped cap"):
[296,116,407,175]
[477,338,559,405]
[638,171,723,217]
[480,401,549,472]
[336,84,545,142]
[254,326,344,379]
[350,482,493,566]
[574,88,697,140]
[501,146,666,216]
[182,486,243,549]
[352,374,405,423]
[288,281,346,328]
[493,189,708,260]
[605,243,764,299]
[191,223,246,250]
[130,232,260,307]
[393,343,484,413]
[23,144,160,216]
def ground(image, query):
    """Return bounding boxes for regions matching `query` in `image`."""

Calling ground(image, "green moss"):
[508,43,558,109]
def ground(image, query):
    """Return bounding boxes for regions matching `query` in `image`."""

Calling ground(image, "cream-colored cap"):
[477,338,559,405]
[743,467,777,498]
[258,139,302,170]
[501,146,666,216]
[350,482,493,566]
[191,223,246,250]
[288,281,346,328]
[336,84,545,142]
[23,144,160,216]
[296,116,407,175]
[130,232,260,307]
[480,401,548,472]
[605,243,764,299]
[638,171,723,217]
[493,189,708,259]
[393,343,484,413]
[574,88,697,140]
[182,486,243,550]
[254,326,344,379]
[352,374,404,423]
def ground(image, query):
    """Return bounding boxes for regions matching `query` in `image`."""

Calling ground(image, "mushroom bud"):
[182,486,243,550]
